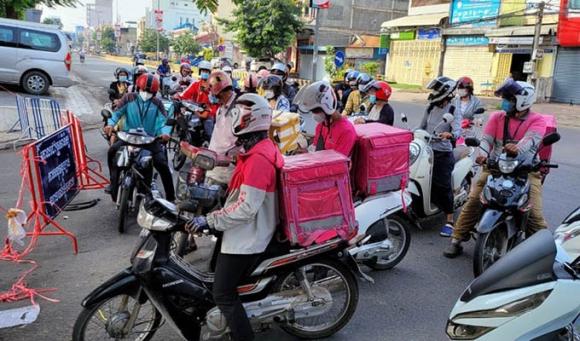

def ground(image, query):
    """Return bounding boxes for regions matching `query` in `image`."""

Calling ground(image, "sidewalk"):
[99,54,159,69]
[393,89,580,129]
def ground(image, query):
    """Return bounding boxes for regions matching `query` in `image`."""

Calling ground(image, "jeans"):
[107,140,175,201]
[213,252,261,341]
[452,168,547,240]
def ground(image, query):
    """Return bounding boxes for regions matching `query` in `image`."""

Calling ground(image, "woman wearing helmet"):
[259,75,290,111]
[296,80,357,157]
[270,62,296,103]
[354,81,394,126]
[444,79,548,258]
[420,76,461,237]
[453,76,483,121]
[242,72,259,94]
[342,70,361,115]
[109,67,131,109]
[129,65,148,92]
[174,63,193,90]
[186,93,283,341]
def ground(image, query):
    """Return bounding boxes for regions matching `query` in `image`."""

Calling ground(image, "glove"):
[186,216,208,234]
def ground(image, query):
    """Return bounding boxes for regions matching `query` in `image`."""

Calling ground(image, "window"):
[571,0,580,10]
[19,29,60,52]
[0,26,17,48]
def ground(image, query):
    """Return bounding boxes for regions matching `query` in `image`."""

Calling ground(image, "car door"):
[0,25,19,83]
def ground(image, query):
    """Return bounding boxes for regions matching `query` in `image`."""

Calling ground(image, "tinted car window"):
[0,26,17,48]
[19,29,60,52]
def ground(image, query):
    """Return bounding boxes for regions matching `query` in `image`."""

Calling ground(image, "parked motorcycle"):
[402,113,475,224]
[72,196,370,340]
[168,100,207,171]
[447,229,580,340]
[465,132,560,276]
[555,206,580,261]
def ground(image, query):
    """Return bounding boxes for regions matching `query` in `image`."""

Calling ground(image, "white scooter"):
[447,229,580,340]
[556,206,580,261]
[402,113,475,224]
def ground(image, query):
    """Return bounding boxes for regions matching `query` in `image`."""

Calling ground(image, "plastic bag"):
[6,208,27,246]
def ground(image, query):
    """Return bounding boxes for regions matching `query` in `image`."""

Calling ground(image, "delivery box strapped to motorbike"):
[279,150,357,247]
[351,123,413,196]
[269,111,301,154]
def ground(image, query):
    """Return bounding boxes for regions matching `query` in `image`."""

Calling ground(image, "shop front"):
[443,35,494,94]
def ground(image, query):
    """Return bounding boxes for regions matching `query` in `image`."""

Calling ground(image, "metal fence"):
[14,95,63,140]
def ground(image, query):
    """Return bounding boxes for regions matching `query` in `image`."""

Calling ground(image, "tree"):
[139,29,170,54]
[171,32,201,56]
[218,0,303,58]
[1,0,77,20]
[324,46,338,81]
[99,26,116,53]
[42,17,63,29]
[361,61,380,78]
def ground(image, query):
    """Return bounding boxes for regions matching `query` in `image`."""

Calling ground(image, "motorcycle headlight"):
[409,142,421,166]
[498,159,519,174]
[137,203,173,231]
[446,321,493,340]
[454,290,552,320]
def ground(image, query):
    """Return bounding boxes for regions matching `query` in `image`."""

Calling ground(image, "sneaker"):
[439,223,454,237]
[443,242,463,258]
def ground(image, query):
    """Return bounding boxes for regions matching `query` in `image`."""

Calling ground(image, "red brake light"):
[64,52,72,71]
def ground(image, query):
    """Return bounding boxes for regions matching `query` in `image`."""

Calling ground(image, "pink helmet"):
[208,70,233,96]
[244,72,259,91]
[257,69,270,80]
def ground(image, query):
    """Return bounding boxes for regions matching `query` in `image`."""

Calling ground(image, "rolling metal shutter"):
[552,48,580,104]
[386,40,441,86]
[443,46,494,95]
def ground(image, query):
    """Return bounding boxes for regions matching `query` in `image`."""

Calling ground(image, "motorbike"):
[402,113,475,225]
[465,132,560,277]
[72,158,371,340]
[167,100,207,171]
[446,229,580,341]
[111,129,158,233]
[556,206,580,260]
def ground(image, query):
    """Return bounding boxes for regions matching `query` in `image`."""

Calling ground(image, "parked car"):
[0,18,74,95]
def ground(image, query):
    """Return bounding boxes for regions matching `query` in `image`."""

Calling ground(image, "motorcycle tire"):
[172,132,190,171]
[275,259,358,339]
[363,214,412,270]
[473,226,509,277]
[72,289,161,341]
[117,184,133,234]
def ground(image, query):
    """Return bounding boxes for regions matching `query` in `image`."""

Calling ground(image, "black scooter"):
[466,132,560,276]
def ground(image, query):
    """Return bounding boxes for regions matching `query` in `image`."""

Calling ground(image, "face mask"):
[200,72,209,80]
[501,99,515,115]
[313,113,326,123]
[369,95,377,104]
[209,94,219,104]
[265,90,275,100]
[139,91,153,102]
[119,75,127,82]
[458,89,468,97]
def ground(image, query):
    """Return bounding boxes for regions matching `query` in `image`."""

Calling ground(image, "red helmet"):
[457,76,474,89]
[363,81,392,101]
[136,74,160,94]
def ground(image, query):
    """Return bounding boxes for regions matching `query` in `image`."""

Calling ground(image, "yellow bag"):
[269,110,301,154]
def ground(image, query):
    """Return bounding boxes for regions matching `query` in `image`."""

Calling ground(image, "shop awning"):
[485,24,557,37]
[381,13,448,30]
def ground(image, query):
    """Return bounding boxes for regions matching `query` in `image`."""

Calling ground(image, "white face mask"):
[139,91,153,102]
[458,89,469,98]
[265,90,275,100]
[313,113,326,123]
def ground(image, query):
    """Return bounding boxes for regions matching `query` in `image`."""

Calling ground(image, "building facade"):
[25,9,43,23]
[86,0,113,28]
[552,0,580,104]
[147,0,207,32]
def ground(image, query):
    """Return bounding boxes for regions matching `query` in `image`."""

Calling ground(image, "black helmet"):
[115,67,130,79]
[259,75,283,99]
[427,76,457,104]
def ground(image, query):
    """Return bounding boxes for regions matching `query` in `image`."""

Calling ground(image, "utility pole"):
[311,8,321,81]
[156,0,160,62]
[528,1,545,85]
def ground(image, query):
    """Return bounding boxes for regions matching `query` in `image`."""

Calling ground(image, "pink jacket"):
[313,116,357,157]
[481,111,547,159]
[207,139,284,254]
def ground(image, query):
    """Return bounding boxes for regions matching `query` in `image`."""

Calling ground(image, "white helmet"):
[271,62,287,74]
[295,81,337,116]
[426,76,457,104]
[222,65,233,73]
[198,60,212,71]
[495,79,536,112]
[232,93,272,136]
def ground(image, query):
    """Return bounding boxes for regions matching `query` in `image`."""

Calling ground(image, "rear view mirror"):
[442,113,454,123]
[474,108,485,114]
[465,137,480,147]
[401,113,408,123]
[542,132,560,146]
[100,109,112,120]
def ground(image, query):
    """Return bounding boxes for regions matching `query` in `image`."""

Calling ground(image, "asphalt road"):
[1,58,579,341]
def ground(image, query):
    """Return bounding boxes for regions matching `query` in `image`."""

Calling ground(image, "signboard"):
[34,126,79,219]
[390,31,415,40]
[154,9,164,32]
[224,41,234,59]
[335,50,345,67]
[489,37,543,45]
[417,28,441,40]
[345,47,374,59]
[310,0,331,8]
[446,35,490,46]
[523,61,533,73]
[495,46,554,54]
[450,0,501,27]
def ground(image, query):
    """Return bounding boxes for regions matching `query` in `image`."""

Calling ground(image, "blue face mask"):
[209,94,219,104]
[200,72,209,80]
[369,95,377,104]
[501,99,515,115]
[118,75,127,82]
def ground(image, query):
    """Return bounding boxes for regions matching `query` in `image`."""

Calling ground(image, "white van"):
[0,18,74,95]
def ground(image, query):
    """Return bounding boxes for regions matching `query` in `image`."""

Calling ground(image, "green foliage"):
[171,32,201,56]
[42,17,63,29]
[218,0,303,58]
[324,45,337,80]
[361,61,380,77]
[139,29,170,53]
[1,0,77,19]
[100,26,116,53]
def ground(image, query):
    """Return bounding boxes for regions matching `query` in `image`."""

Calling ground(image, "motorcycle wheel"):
[172,133,189,171]
[473,226,509,277]
[276,259,358,339]
[117,184,133,234]
[363,214,412,270]
[72,290,161,341]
